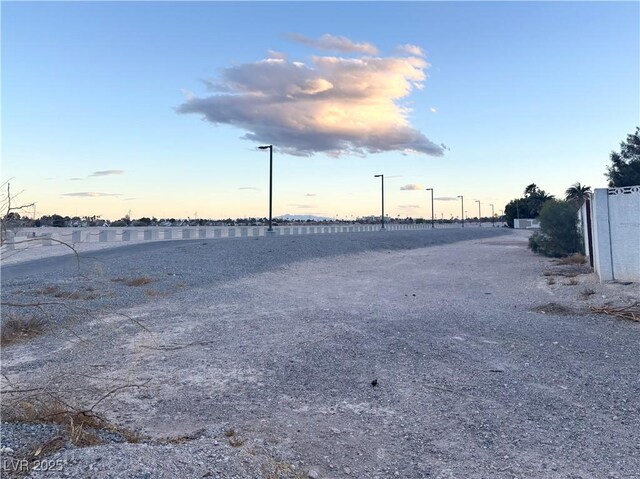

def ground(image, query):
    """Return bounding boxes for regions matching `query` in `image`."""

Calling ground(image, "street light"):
[426,188,434,228]
[490,203,495,227]
[374,174,385,230]
[258,145,273,232]
[457,195,464,227]
[475,200,481,227]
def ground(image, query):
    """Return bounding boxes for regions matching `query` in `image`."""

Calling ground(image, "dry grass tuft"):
[565,277,579,286]
[30,435,67,458]
[36,284,98,300]
[263,460,308,479]
[533,303,578,316]
[554,254,587,265]
[39,285,60,295]
[1,313,46,345]
[229,435,246,447]
[67,417,103,447]
[8,396,104,430]
[224,428,246,447]
[4,395,144,451]
[580,288,596,299]
[159,429,204,445]
[111,277,153,287]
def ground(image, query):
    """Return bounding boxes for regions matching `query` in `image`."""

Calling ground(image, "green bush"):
[528,200,582,257]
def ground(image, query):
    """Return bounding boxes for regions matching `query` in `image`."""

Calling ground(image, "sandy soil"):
[1,230,639,478]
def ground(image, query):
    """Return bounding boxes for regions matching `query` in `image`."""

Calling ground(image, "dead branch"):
[1,181,36,246]
[84,379,152,414]
[1,237,80,269]
[590,303,640,322]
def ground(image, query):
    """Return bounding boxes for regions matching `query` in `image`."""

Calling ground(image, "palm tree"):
[565,182,591,206]
[524,183,539,197]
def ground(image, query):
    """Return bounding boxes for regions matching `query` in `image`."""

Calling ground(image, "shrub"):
[528,200,582,257]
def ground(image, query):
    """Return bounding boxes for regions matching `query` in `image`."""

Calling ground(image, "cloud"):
[178,40,444,158]
[69,177,83,181]
[288,203,316,209]
[396,44,425,57]
[62,192,122,197]
[398,204,420,209]
[238,187,259,190]
[434,196,459,201]
[430,107,437,113]
[267,50,287,60]
[400,184,424,191]
[124,197,137,201]
[305,193,317,197]
[287,33,378,55]
[89,170,124,177]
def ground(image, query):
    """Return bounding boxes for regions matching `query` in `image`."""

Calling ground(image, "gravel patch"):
[2,229,639,478]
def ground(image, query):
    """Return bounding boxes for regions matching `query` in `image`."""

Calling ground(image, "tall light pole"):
[426,188,434,228]
[457,195,464,227]
[258,145,274,232]
[490,203,495,227]
[374,174,385,230]
[475,200,481,227]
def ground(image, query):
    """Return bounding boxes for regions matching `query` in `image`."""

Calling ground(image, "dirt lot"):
[1,229,639,478]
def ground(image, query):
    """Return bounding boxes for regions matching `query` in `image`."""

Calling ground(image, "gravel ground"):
[1,228,639,478]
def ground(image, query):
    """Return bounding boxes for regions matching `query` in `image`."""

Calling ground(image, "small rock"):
[344,467,351,475]
[308,468,320,479]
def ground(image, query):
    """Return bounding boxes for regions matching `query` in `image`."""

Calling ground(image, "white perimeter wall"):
[514,219,540,229]
[589,186,640,282]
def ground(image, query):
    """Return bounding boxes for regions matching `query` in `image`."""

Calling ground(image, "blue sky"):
[2,1,638,220]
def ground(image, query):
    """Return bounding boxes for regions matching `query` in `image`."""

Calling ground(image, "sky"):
[2,1,639,221]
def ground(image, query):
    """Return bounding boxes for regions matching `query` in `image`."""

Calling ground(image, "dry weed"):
[4,393,144,454]
[590,304,640,322]
[533,303,578,316]
[555,254,587,265]
[224,428,246,447]
[1,313,46,345]
[36,285,98,300]
[111,277,153,287]
[580,288,596,299]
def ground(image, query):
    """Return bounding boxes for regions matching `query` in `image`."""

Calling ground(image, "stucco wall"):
[590,186,640,282]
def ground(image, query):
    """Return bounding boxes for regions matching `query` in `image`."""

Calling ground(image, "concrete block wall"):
[588,187,640,282]
[514,219,540,229]
[4,222,476,254]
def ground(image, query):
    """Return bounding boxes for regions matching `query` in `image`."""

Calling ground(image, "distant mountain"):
[276,214,334,221]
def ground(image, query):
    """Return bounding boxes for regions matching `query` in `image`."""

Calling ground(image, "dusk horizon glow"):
[2,1,638,221]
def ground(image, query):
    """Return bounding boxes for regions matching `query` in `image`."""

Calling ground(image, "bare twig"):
[84,379,152,414]
[590,303,640,322]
